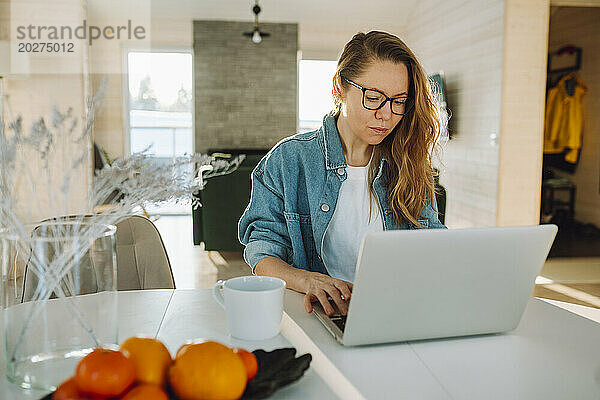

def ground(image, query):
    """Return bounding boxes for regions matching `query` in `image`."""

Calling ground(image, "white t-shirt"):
[321,159,384,283]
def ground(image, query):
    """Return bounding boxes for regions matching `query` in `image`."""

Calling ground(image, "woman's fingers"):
[324,285,348,315]
[334,281,352,301]
[315,290,336,316]
[304,293,314,313]
[303,273,355,315]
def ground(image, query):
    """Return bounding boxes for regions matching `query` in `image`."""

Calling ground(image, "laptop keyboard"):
[329,315,347,332]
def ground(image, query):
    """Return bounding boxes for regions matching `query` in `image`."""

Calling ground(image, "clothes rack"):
[546,45,582,90]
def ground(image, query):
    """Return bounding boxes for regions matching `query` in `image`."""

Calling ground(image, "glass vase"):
[0,221,118,390]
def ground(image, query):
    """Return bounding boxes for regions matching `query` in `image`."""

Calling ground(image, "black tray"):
[41,347,312,399]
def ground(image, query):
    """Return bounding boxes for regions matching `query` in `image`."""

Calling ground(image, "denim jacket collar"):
[322,115,347,170]
[321,114,387,174]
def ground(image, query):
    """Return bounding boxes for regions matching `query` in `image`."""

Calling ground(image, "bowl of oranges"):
[45,337,312,400]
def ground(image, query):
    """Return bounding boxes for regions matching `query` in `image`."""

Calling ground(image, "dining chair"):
[21,215,175,302]
[115,215,175,291]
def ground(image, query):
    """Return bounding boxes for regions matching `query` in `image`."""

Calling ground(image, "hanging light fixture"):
[243,0,270,44]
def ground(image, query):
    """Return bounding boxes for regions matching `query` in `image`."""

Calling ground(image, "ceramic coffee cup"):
[213,276,286,341]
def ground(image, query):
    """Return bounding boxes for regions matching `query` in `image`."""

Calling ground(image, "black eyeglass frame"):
[342,77,411,116]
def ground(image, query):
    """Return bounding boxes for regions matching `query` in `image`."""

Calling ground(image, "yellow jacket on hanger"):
[543,73,587,163]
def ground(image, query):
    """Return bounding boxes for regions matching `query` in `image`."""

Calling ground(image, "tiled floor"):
[154,215,600,309]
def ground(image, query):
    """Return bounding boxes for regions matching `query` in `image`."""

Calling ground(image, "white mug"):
[213,276,286,341]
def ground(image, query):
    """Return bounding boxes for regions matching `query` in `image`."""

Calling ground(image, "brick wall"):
[193,20,298,153]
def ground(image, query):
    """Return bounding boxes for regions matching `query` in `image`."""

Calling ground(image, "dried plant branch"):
[0,79,246,359]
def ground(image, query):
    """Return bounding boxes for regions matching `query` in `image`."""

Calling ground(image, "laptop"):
[314,225,558,346]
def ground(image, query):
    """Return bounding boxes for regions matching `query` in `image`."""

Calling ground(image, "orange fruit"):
[169,341,247,400]
[53,377,103,400]
[175,343,191,359]
[121,383,169,400]
[234,348,258,381]
[120,337,172,386]
[174,338,208,359]
[75,348,135,397]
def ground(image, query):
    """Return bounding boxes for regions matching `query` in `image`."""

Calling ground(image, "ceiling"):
[148,0,419,58]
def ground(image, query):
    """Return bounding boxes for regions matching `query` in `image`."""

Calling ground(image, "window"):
[298,60,337,133]
[127,52,193,158]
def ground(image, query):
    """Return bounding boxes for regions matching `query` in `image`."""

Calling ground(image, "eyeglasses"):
[343,77,410,116]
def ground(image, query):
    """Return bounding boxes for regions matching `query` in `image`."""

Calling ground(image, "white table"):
[1,289,599,399]
[283,291,600,400]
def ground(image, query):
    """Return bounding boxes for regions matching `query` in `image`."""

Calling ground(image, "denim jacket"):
[238,115,446,274]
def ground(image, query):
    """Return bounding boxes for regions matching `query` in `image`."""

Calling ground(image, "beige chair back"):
[115,215,174,290]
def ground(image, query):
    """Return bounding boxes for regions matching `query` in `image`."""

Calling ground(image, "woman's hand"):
[302,272,353,316]
[253,257,352,316]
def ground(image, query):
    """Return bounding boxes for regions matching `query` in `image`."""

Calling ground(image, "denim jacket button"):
[336,167,345,176]
[320,204,330,212]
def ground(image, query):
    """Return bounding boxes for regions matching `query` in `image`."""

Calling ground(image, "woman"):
[238,31,446,316]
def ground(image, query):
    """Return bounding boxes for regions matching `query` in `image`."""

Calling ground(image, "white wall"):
[403,0,505,228]
[403,0,550,228]
[2,0,91,224]
[496,0,550,226]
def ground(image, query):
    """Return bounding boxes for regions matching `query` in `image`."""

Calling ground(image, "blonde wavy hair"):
[332,31,441,228]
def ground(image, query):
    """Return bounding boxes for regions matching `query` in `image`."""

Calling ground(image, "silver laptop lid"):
[342,225,558,346]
